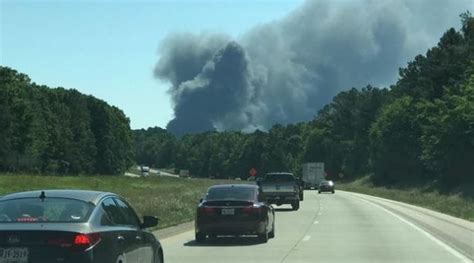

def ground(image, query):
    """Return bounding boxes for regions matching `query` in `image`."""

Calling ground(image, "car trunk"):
[199,200,264,223]
[0,228,94,263]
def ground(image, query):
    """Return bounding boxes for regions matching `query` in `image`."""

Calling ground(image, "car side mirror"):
[141,216,158,229]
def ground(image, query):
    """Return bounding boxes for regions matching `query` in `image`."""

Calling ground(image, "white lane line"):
[302,235,311,241]
[353,195,471,263]
[314,220,319,224]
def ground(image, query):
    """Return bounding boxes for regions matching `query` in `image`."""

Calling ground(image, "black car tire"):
[195,232,206,243]
[292,201,300,210]
[299,192,304,201]
[318,190,321,194]
[269,220,275,238]
[258,229,269,243]
[332,190,335,194]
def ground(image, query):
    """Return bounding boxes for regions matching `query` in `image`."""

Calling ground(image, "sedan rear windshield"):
[264,174,295,182]
[0,198,94,223]
[206,187,256,201]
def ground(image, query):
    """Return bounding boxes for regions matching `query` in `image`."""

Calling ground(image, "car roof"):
[0,189,115,205]
[208,184,258,190]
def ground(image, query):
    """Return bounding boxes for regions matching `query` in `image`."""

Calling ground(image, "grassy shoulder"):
[337,176,474,222]
[0,174,235,229]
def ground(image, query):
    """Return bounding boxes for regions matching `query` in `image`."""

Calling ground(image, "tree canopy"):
[0,67,133,175]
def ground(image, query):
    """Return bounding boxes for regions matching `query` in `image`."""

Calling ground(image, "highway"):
[160,190,473,263]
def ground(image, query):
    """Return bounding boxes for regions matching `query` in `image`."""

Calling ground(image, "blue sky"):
[0,0,304,129]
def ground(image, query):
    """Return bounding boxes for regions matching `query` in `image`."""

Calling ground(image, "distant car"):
[318,180,335,194]
[0,190,163,263]
[195,184,275,243]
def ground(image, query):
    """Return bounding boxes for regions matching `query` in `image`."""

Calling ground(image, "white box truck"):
[302,162,325,189]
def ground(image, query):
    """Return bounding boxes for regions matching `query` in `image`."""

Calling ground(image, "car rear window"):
[0,198,94,223]
[264,173,295,182]
[206,187,256,201]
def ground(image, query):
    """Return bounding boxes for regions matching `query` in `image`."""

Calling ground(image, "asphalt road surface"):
[160,190,473,263]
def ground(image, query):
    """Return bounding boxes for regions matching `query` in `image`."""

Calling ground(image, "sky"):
[1,0,472,132]
[1,0,304,129]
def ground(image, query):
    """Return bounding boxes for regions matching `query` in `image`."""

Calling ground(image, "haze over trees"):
[135,14,474,188]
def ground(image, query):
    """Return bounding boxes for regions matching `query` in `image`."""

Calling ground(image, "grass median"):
[0,174,239,229]
[337,176,474,222]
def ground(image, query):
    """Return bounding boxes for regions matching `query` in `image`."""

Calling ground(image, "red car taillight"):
[16,217,39,222]
[242,206,264,214]
[74,233,101,248]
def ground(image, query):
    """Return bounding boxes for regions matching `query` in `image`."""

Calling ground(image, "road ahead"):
[161,190,473,263]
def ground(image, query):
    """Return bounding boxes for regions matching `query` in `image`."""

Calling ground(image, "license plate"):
[221,208,235,215]
[0,247,29,263]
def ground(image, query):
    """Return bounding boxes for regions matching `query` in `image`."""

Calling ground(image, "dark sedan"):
[195,184,275,243]
[318,180,335,194]
[0,190,163,263]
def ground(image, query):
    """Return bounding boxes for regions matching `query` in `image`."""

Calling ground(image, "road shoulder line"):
[351,194,471,263]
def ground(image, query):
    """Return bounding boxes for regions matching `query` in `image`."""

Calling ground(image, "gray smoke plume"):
[155,0,472,135]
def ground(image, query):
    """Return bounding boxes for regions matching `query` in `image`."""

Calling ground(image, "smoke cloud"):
[155,0,472,135]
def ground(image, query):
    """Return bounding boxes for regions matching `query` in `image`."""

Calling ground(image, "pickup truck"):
[257,172,301,210]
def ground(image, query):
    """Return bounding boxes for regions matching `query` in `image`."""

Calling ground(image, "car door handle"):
[117,235,125,242]
[135,235,142,241]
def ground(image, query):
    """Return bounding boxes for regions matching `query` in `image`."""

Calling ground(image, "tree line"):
[134,14,474,188]
[0,67,133,175]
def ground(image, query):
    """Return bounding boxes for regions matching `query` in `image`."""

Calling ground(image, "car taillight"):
[199,207,215,213]
[73,233,101,248]
[242,206,253,213]
[242,206,264,214]
[16,217,39,222]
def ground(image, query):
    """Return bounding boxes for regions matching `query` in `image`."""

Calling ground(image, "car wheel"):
[195,232,206,243]
[291,201,300,210]
[318,191,321,194]
[299,192,304,201]
[332,190,335,194]
[269,220,275,238]
[258,229,269,243]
